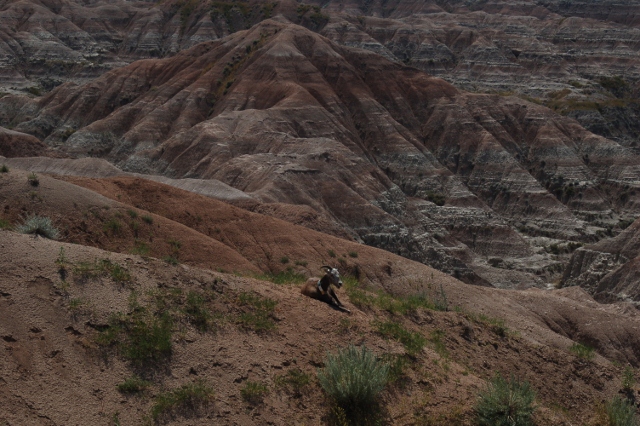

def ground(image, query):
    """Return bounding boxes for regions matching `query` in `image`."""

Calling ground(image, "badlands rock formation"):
[1,18,639,292]
[563,216,640,304]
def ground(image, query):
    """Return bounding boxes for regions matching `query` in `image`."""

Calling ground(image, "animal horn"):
[320,265,332,272]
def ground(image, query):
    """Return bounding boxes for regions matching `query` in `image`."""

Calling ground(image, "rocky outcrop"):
[2,19,639,290]
[563,218,640,303]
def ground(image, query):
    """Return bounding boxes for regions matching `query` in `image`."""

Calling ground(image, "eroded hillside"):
[1,168,640,425]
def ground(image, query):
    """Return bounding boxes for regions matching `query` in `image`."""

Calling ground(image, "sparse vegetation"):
[604,396,638,426]
[131,240,150,256]
[150,380,214,423]
[255,269,307,285]
[16,215,59,239]
[0,218,10,229]
[97,304,173,366]
[183,291,212,332]
[426,191,446,206]
[103,217,123,235]
[317,344,389,424]
[127,209,138,219]
[345,278,448,314]
[328,249,336,258]
[0,164,8,173]
[164,255,179,265]
[274,368,312,397]
[117,375,152,394]
[622,366,635,391]
[475,374,536,426]
[280,256,289,264]
[348,251,358,258]
[374,320,426,357]
[141,214,154,224]
[240,381,269,404]
[237,292,277,332]
[27,172,39,186]
[569,342,595,360]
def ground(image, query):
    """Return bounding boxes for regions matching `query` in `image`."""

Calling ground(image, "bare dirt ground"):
[1,167,640,425]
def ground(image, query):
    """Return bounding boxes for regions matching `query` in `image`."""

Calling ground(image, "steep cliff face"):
[2,19,639,290]
[563,218,640,304]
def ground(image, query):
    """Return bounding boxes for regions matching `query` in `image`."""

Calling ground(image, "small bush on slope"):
[606,396,639,426]
[150,380,214,423]
[475,374,536,426]
[317,344,389,424]
[16,215,59,239]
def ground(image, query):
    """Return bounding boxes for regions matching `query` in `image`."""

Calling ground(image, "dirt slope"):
[1,229,638,425]
[2,169,640,424]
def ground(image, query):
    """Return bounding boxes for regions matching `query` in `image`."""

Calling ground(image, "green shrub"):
[605,396,638,426]
[348,251,358,258]
[0,164,8,173]
[27,172,39,186]
[426,191,446,206]
[142,214,154,224]
[164,255,179,265]
[127,209,138,219]
[240,381,269,404]
[374,320,426,357]
[122,312,173,364]
[569,342,595,360]
[131,240,150,255]
[622,367,636,391]
[103,217,123,235]
[280,256,289,264]
[150,380,214,423]
[0,218,10,229]
[183,291,211,332]
[328,249,336,258]
[98,309,173,365]
[475,374,536,426]
[274,368,311,397]
[117,375,151,394]
[317,345,389,422]
[16,215,59,239]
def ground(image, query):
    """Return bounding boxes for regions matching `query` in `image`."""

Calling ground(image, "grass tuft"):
[569,342,595,360]
[150,380,214,423]
[183,291,212,332]
[274,368,312,397]
[475,374,536,426]
[237,292,277,332]
[374,320,426,357]
[240,381,269,405]
[117,375,152,394]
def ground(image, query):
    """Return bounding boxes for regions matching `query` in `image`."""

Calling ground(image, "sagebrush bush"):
[606,396,638,426]
[475,374,536,426]
[317,345,389,421]
[16,215,59,239]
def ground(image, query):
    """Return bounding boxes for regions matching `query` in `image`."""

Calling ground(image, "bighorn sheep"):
[301,266,350,313]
